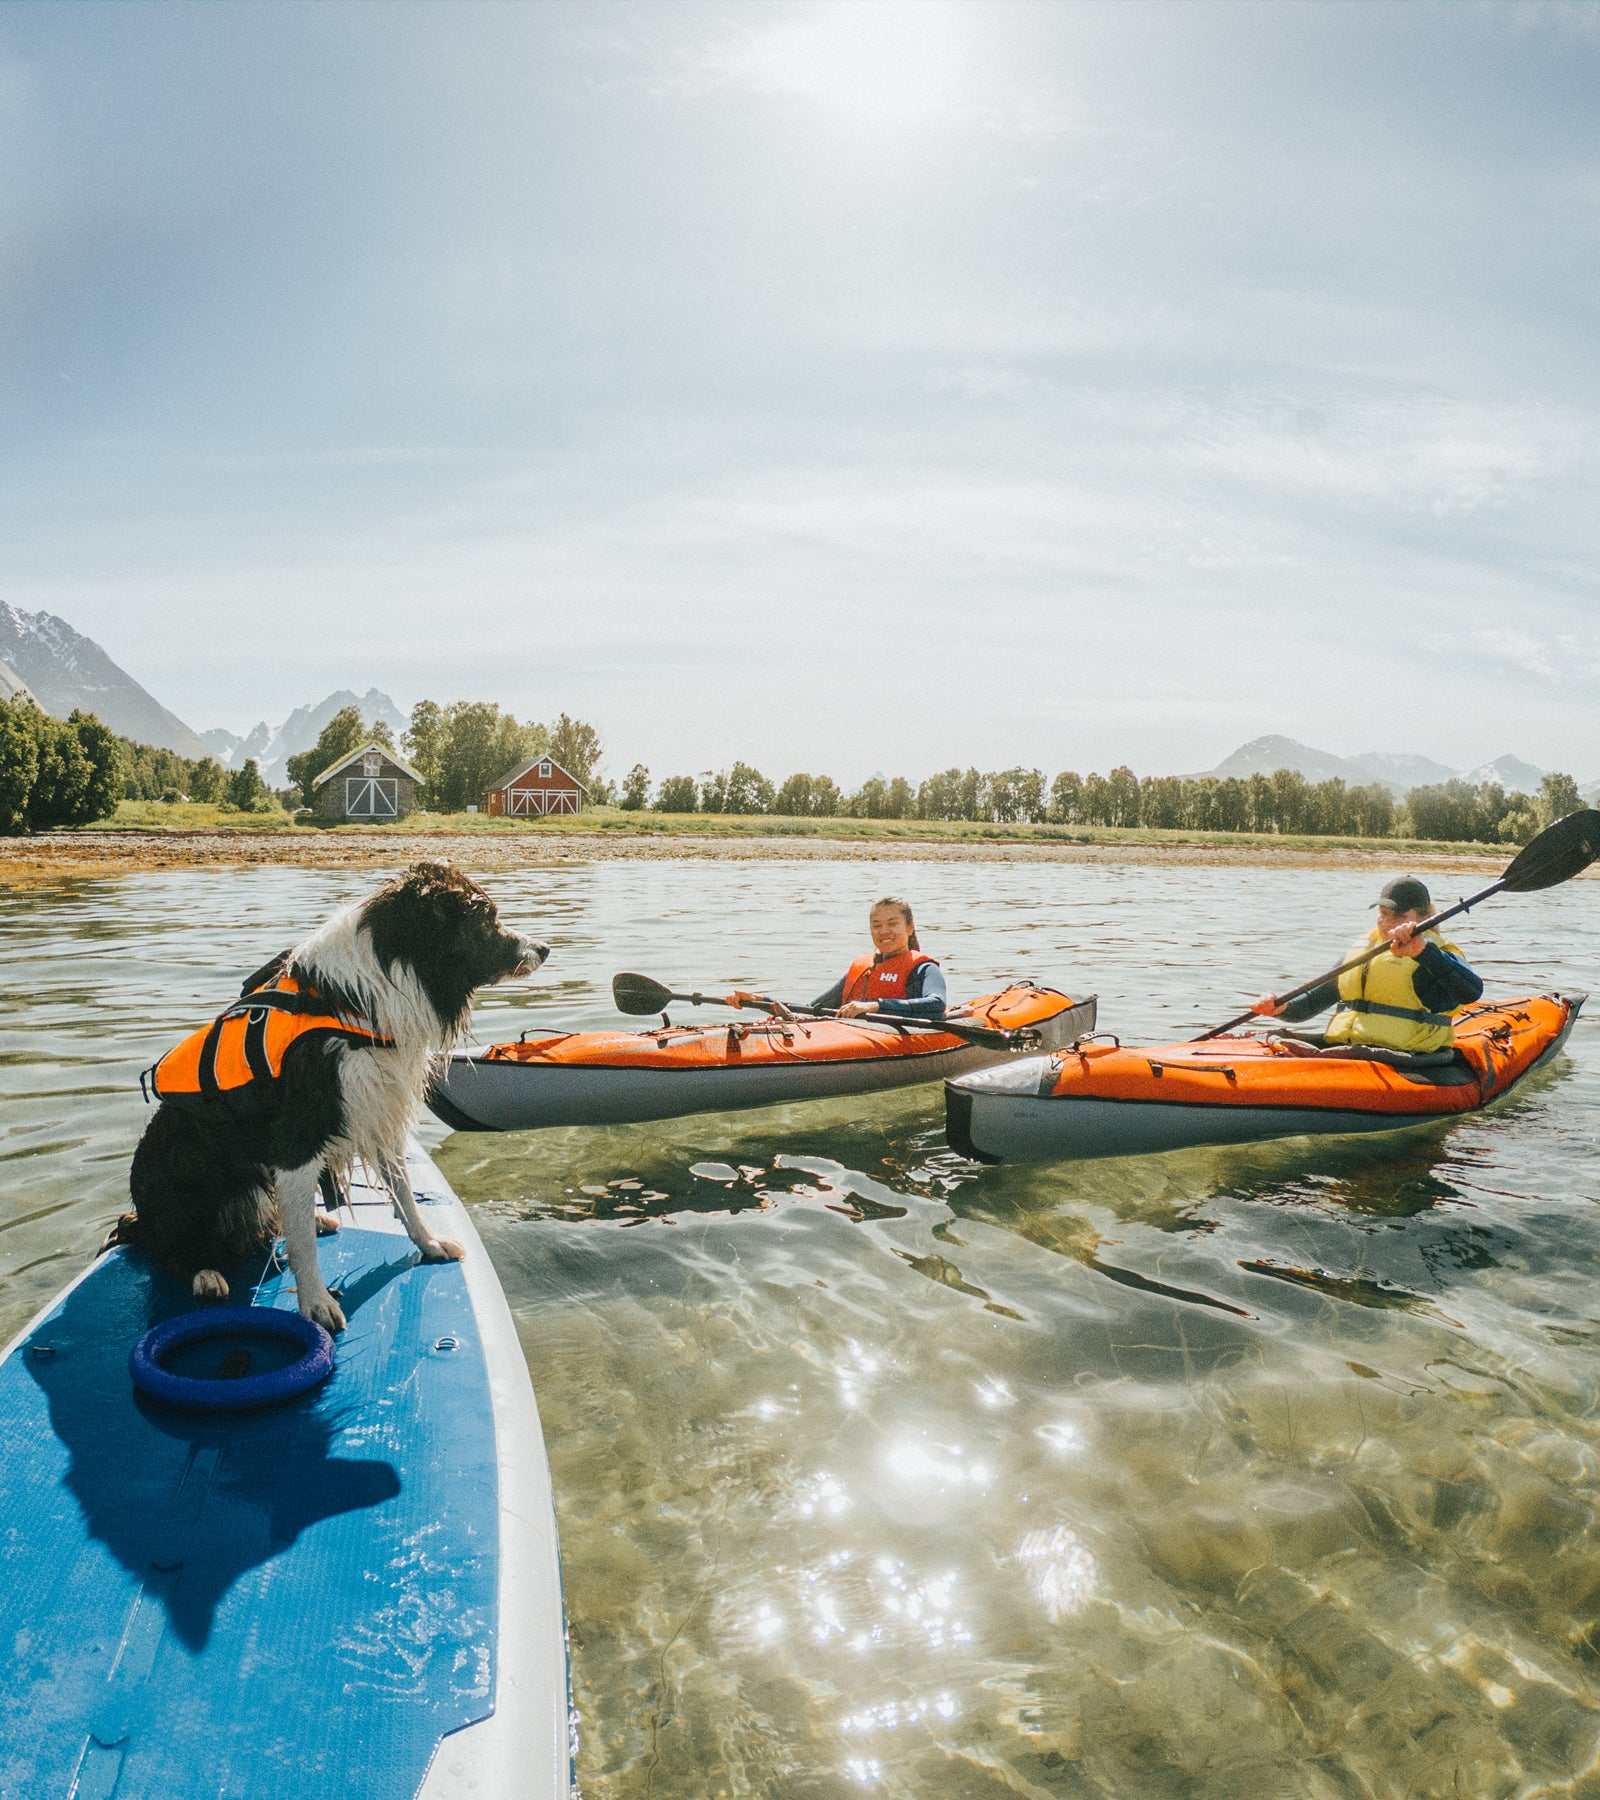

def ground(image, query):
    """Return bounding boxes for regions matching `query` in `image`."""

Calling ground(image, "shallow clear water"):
[3,859,1598,1798]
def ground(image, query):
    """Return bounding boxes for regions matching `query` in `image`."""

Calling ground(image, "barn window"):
[362,753,381,777]
[539,760,552,778]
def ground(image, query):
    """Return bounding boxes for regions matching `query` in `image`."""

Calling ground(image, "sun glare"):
[722,1,969,128]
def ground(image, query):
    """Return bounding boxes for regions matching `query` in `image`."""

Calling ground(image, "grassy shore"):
[0,800,1543,885]
[89,800,1518,858]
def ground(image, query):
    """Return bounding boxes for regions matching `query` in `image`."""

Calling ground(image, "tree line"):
[4,685,1587,851]
[616,759,1587,846]
[0,698,125,833]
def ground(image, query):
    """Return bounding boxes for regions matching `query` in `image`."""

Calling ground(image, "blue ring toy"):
[130,1306,335,1411]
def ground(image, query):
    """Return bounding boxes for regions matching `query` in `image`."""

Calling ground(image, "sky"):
[3,0,1598,784]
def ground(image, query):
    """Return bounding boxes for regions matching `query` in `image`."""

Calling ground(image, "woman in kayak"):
[814,896,948,1021]
[1250,875,1482,1054]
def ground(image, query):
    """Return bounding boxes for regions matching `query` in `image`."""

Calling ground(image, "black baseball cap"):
[1373,876,1432,913]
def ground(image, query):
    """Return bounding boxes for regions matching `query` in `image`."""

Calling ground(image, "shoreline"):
[0,826,1540,884]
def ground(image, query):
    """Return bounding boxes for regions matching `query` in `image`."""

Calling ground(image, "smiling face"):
[869,902,913,959]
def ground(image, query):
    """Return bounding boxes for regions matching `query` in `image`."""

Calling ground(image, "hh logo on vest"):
[840,949,939,1005]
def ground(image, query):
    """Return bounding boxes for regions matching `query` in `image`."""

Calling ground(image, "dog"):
[123,861,547,1333]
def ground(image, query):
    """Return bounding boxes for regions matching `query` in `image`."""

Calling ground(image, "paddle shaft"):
[1193,881,1505,1042]
[614,975,1021,1048]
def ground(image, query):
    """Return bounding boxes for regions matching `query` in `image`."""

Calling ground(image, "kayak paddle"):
[1193,806,1600,1043]
[611,972,1030,1050]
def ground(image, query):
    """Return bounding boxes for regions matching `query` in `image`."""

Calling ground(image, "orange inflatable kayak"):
[946,993,1585,1164]
[429,986,1095,1131]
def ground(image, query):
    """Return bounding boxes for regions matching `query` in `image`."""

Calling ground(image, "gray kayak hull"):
[946,1002,1582,1165]
[431,997,1097,1132]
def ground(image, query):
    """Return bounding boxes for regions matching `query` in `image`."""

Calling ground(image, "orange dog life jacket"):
[839,949,939,1005]
[143,972,393,1112]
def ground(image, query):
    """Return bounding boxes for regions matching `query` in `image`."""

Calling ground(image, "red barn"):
[484,754,587,817]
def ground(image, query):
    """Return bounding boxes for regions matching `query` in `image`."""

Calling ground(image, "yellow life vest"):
[1325,928,1465,1053]
[143,972,392,1115]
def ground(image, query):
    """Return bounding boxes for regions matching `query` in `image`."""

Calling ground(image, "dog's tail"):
[100,1211,142,1255]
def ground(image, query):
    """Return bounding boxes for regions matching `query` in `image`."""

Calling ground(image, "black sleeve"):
[1278,979,1339,1024]
[1413,943,1484,1012]
[810,976,846,1012]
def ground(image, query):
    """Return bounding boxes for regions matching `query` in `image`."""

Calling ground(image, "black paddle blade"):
[612,972,674,1014]
[1501,809,1600,893]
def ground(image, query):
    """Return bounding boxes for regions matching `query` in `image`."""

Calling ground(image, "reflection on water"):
[3,859,1599,1796]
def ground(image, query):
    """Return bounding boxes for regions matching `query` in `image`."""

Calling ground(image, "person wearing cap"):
[1250,876,1483,1054]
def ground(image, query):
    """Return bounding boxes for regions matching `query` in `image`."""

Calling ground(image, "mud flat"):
[0,826,1530,884]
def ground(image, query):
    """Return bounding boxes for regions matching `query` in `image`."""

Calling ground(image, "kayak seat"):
[1266,1032,1475,1083]
[1316,1043,1477,1085]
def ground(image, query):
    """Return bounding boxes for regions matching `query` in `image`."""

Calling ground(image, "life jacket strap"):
[1337,997,1453,1028]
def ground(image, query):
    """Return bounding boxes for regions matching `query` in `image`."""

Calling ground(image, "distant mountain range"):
[202,688,409,786]
[1206,735,1591,801]
[0,602,209,758]
[4,605,1597,807]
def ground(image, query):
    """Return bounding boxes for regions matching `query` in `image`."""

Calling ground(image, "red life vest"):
[840,949,939,1005]
[143,972,392,1114]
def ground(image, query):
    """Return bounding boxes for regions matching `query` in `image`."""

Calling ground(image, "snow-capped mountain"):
[1205,736,1558,797]
[203,689,409,785]
[0,602,208,756]
[1454,755,1547,795]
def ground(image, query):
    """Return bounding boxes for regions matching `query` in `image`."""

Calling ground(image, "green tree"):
[655,775,698,812]
[403,700,448,801]
[916,768,964,821]
[849,777,890,818]
[620,763,651,810]
[724,761,773,814]
[226,758,271,811]
[0,701,42,834]
[1048,770,1083,825]
[65,711,123,825]
[286,705,366,807]
[185,756,227,804]
[27,716,93,828]
[812,775,843,816]
[1539,771,1582,827]
[775,772,815,816]
[698,770,728,814]
[434,702,545,813]
[548,713,602,790]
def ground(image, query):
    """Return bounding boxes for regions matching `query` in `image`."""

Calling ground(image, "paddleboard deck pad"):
[0,1141,573,1799]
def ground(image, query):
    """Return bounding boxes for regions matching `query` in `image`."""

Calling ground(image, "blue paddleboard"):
[0,1142,573,1799]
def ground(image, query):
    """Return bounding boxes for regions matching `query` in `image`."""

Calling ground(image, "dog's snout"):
[514,938,551,976]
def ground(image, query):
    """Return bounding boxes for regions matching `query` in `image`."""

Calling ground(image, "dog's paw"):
[298,1289,347,1335]
[314,1213,341,1236]
[192,1269,230,1301]
[416,1236,465,1264]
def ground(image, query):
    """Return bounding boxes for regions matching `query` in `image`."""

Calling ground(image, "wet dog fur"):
[125,861,547,1332]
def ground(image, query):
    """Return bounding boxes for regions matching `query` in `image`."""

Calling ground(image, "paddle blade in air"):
[612,972,674,1014]
[1501,809,1600,894]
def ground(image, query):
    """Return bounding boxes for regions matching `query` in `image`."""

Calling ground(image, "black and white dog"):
[125,861,547,1333]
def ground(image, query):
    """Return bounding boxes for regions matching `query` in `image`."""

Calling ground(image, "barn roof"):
[489,753,588,793]
[312,741,424,788]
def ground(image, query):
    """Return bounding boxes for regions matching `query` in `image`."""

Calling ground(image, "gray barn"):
[310,742,423,822]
